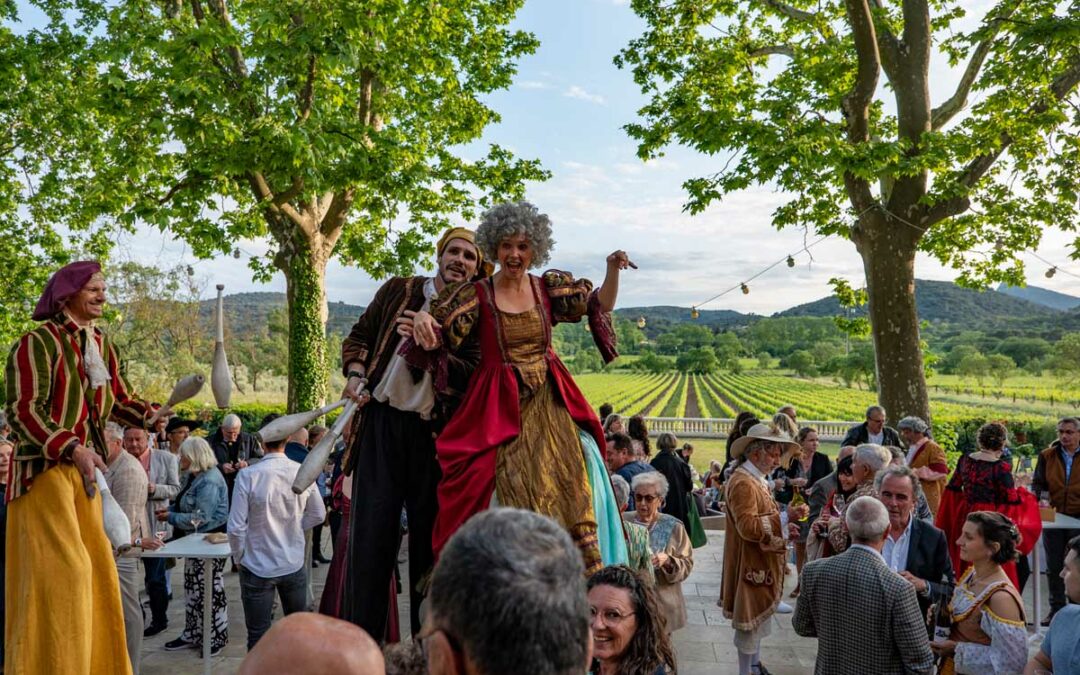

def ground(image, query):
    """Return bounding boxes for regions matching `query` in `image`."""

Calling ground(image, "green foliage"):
[829,278,871,339]
[958,352,991,384]
[5,0,547,411]
[232,307,289,392]
[675,347,718,374]
[785,349,817,377]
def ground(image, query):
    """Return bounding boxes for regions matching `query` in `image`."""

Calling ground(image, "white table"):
[141,536,232,674]
[1029,511,1080,642]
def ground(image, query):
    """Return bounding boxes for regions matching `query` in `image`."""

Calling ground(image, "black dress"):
[651,450,694,533]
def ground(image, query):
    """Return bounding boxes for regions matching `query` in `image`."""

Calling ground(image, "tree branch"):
[205,0,249,78]
[248,171,305,227]
[749,45,796,58]
[761,0,819,23]
[924,52,1080,227]
[842,0,880,143]
[931,0,1022,130]
[298,53,316,122]
[157,175,198,205]
[866,0,901,82]
[356,69,375,128]
[321,189,355,242]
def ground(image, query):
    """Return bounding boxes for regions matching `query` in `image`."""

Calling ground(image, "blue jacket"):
[169,467,229,533]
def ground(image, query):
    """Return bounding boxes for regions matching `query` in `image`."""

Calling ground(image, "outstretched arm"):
[595,250,634,311]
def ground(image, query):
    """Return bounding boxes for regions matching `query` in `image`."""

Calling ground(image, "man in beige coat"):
[722,423,805,675]
[105,423,163,674]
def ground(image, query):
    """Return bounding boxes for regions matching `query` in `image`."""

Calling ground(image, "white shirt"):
[228,454,326,578]
[372,277,437,418]
[881,515,914,573]
[868,430,884,445]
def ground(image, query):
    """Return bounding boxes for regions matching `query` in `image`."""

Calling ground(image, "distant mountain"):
[613,306,755,333]
[197,292,365,337]
[776,279,1056,324]
[996,283,1080,311]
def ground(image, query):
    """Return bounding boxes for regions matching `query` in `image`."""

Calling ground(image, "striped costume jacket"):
[4,315,154,502]
[793,545,935,675]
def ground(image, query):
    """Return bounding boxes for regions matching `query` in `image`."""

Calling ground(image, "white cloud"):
[563,85,606,105]
[517,80,553,90]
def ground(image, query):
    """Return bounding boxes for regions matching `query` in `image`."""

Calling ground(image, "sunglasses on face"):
[634,493,659,503]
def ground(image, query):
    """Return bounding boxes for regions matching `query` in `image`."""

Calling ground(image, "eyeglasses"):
[868,417,886,424]
[633,493,659,503]
[589,607,634,625]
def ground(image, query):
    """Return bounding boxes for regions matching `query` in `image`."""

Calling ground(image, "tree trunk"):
[854,213,931,423]
[281,241,329,414]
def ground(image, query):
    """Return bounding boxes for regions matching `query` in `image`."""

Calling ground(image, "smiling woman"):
[408,201,635,574]
[587,565,676,675]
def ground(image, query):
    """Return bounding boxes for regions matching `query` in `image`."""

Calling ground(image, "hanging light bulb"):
[233,248,242,259]
[636,316,647,329]
[741,283,750,295]
[1046,266,1057,278]
[786,255,795,268]
[185,265,194,276]
[691,307,700,320]
[993,238,1005,252]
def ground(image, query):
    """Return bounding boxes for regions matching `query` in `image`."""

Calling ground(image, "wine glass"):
[190,508,205,534]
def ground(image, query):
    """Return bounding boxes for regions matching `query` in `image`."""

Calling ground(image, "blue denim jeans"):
[238,565,308,650]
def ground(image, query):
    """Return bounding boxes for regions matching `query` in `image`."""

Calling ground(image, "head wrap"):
[435,227,493,280]
[33,261,103,321]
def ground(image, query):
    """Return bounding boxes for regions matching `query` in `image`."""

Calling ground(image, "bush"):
[172,402,345,436]
[931,416,1058,456]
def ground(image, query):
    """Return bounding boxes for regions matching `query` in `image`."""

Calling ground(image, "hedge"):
[171,403,344,436]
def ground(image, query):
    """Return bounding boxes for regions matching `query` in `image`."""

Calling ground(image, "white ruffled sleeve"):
[952,608,1028,675]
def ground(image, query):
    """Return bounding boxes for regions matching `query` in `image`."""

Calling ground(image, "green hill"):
[777,279,1056,325]
[997,283,1080,311]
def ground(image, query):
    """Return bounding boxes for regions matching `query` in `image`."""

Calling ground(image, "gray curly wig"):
[475,201,555,269]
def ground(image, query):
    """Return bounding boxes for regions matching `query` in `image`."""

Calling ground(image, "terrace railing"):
[643,417,857,441]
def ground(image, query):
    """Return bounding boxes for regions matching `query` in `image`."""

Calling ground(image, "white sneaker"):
[775,601,794,614]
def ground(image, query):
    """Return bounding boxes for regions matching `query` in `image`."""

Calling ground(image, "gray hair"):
[866,405,886,420]
[896,416,929,434]
[631,470,670,500]
[854,443,891,474]
[845,496,890,543]
[475,201,555,269]
[838,445,857,461]
[104,422,125,443]
[429,508,588,675]
[874,464,926,505]
[610,474,630,510]
[221,413,242,429]
[656,432,678,452]
[179,437,218,473]
[1058,417,1080,429]
[886,446,905,464]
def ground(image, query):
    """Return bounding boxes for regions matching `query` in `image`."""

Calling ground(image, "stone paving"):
[140,530,1050,674]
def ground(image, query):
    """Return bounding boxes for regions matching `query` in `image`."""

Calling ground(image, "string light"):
[637,316,647,329]
[690,235,831,311]
[1026,252,1080,281]
[1046,266,1057,278]
[690,307,700,320]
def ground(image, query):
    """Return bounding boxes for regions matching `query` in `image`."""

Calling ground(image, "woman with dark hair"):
[628,415,651,459]
[786,427,834,596]
[931,511,1027,675]
[935,422,1041,589]
[806,454,858,561]
[651,432,694,533]
[722,414,759,485]
[587,565,677,675]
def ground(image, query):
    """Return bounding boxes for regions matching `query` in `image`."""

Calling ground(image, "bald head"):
[288,427,309,446]
[238,613,383,675]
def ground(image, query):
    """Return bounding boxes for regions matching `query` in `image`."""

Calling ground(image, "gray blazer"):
[793,546,934,675]
[146,449,180,540]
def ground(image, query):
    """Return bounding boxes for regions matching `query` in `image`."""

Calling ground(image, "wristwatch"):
[134,538,142,548]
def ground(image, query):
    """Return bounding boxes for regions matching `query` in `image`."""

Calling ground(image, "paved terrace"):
[140,531,1049,674]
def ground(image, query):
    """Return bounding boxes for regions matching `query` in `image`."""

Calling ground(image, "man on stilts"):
[340,228,490,641]
[4,261,159,674]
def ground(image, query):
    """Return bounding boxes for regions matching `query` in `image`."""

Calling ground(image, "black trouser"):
[239,566,308,650]
[343,402,439,640]
[1045,526,1080,613]
[329,510,343,554]
[144,557,170,626]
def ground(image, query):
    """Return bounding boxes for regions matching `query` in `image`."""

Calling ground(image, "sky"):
[104,0,1080,315]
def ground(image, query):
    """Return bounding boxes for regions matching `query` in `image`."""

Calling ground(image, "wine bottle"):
[790,486,809,522]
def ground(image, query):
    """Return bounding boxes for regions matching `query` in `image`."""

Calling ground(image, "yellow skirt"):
[6,463,131,675]
[494,380,601,574]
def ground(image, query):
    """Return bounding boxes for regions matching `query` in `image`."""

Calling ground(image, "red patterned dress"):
[935,454,1042,588]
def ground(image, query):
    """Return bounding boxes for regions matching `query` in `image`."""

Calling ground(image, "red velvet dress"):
[934,454,1042,588]
[426,274,610,565]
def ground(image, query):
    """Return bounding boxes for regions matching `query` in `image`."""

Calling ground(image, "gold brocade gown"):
[492,304,602,573]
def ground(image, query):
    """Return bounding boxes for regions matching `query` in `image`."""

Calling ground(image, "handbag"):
[685,494,708,548]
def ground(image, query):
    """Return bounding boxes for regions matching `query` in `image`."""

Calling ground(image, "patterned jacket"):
[4,315,154,502]
[793,546,934,675]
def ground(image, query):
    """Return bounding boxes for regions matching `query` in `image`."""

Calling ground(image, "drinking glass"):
[191,508,205,534]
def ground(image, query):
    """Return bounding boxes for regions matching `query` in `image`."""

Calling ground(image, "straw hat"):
[729,423,800,459]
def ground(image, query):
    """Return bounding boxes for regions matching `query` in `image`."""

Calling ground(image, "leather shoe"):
[143,623,168,637]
